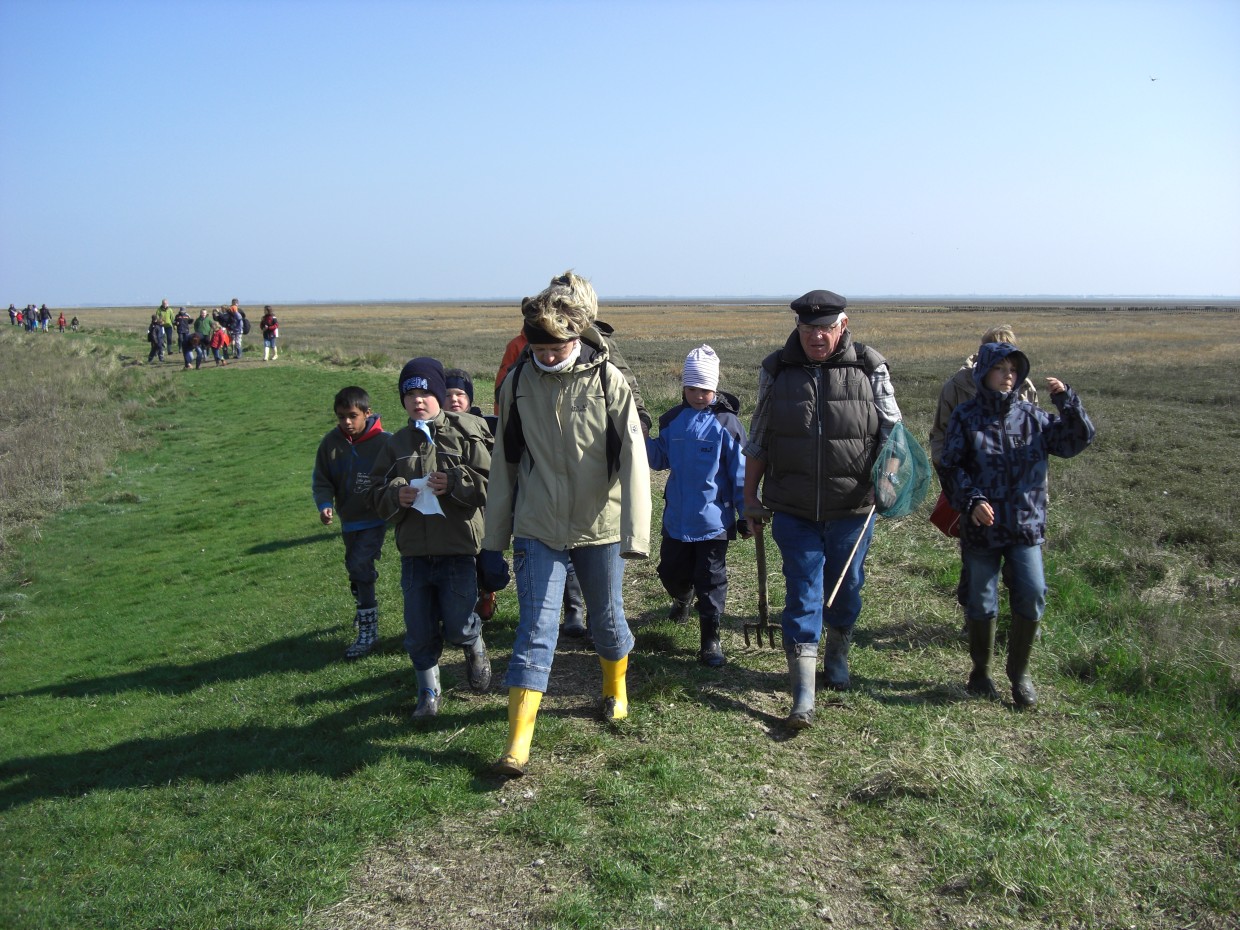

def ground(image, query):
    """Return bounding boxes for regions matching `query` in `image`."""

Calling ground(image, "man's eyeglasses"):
[797,321,842,336]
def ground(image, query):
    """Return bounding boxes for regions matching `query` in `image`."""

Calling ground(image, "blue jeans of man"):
[343,524,385,609]
[960,544,1046,624]
[504,537,634,693]
[771,511,875,649]
[400,554,480,672]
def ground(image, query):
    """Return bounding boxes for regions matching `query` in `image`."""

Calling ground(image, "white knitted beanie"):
[682,345,720,391]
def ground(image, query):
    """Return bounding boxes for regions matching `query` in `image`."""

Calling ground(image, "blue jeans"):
[343,524,385,608]
[400,554,480,671]
[961,544,1046,623]
[771,511,875,648]
[504,537,634,692]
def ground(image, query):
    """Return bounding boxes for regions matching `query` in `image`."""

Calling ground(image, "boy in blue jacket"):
[942,342,1095,707]
[312,386,392,659]
[646,345,750,666]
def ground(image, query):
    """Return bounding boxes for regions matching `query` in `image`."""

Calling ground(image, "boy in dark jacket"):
[313,386,392,659]
[645,345,749,667]
[942,342,1095,707]
[369,358,493,719]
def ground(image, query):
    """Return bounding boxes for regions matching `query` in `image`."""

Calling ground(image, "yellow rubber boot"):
[494,687,542,777]
[600,655,629,721]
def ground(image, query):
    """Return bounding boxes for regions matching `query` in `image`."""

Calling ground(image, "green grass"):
[1,313,1237,929]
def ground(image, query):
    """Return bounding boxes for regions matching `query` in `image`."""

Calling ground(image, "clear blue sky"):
[2,0,1237,306]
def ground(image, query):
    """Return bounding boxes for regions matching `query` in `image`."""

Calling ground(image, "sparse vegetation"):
[1,304,1236,930]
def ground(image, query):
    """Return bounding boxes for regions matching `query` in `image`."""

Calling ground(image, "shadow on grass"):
[3,627,346,699]
[0,686,507,812]
[247,532,334,555]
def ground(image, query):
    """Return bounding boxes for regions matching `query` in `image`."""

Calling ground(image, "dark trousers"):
[656,532,729,620]
[343,525,386,609]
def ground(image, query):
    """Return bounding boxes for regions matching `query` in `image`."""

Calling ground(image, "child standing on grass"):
[209,321,230,366]
[645,345,750,667]
[941,342,1095,708]
[261,306,279,361]
[313,386,392,660]
[369,357,493,719]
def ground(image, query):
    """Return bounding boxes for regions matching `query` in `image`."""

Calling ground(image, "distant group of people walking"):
[148,299,279,367]
[8,303,71,333]
[307,271,1095,777]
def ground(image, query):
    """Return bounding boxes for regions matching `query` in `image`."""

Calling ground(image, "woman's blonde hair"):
[520,270,598,341]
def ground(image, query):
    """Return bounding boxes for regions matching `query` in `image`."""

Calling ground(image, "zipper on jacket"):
[813,366,824,521]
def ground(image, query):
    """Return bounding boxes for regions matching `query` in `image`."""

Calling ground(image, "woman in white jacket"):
[484,271,650,777]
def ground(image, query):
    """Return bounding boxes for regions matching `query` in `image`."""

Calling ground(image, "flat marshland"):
[0,301,1236,930]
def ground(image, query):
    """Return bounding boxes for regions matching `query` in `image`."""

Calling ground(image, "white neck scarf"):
[531,341,582,374]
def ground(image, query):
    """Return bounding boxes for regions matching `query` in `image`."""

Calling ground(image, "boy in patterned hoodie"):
[941,342,1094,708]
[312,386,391,659]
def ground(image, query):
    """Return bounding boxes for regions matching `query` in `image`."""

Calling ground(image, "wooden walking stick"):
[825,506,876,609]
[743,514,779,648]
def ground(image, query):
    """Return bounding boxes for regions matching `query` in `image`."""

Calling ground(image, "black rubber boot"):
[561,572,587,638]
[1006,613,1041,708]
[965,615,1000,700]
[667,591,693,623]
[698,615,725,668]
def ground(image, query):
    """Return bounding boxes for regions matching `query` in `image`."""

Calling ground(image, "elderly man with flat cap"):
[742,289,902,729]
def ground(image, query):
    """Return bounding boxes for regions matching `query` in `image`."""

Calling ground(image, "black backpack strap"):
[502,355,529,468]
[601,360,621,481]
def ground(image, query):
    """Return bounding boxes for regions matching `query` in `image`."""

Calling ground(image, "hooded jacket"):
[483,326,651,558]
[929,353,1038,466]
[646,391,746,542]
[942,342,1095,548]
[368,410,491,557]
[312,414,390,532]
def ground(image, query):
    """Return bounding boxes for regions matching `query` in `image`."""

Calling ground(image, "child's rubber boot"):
[463,632,491,693]
[1006,614,1041,708]
[965,615,1000,700]
[494,687,543,777]
[698,615,725,667]
[344,607,378,660]
[412,666,441,719]
[600,655,629,721]
[785,643,818,730]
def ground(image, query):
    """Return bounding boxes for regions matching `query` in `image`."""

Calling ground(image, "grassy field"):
[0,302,1237,929]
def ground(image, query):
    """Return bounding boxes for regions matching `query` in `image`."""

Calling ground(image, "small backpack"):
[241,312,251,335]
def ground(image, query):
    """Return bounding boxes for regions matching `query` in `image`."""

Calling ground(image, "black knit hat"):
[790,289,848,326]
[444,368,475,404]
[398,357,447,407]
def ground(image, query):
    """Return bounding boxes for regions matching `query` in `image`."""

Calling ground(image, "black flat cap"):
[791,289,848,326]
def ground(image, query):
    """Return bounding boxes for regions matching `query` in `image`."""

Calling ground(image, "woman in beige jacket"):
[484,272,650,777]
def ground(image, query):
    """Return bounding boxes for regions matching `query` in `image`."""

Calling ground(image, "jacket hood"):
[972,342,1029,395]
[343,413,385,444]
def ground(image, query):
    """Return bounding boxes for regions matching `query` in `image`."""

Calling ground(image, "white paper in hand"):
[409,477,445,517]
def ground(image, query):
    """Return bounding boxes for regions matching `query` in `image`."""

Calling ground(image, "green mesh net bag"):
[871,421,932,518]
